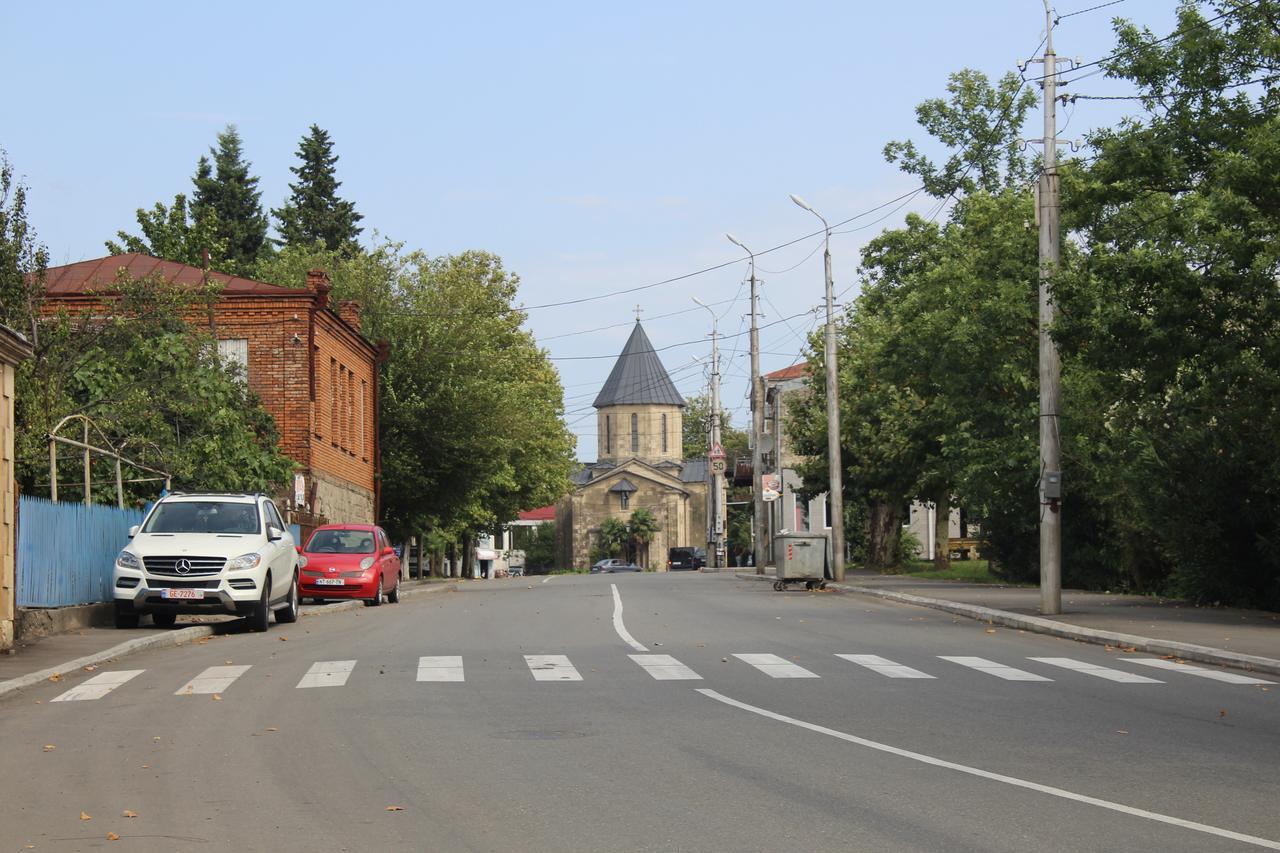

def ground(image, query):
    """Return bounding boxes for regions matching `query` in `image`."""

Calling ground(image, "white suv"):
[113,492,299,632]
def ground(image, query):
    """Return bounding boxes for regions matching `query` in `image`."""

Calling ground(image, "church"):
[555,321,708,570]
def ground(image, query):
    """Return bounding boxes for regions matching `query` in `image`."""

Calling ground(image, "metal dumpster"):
[772,532,828,591]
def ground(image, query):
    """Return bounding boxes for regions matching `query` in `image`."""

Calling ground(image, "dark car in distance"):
[667,547,700,571]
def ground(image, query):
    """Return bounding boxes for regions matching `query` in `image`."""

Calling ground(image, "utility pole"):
[791,195,845,582]
[728,233,768,575]
[1032,1,1065,615]
[693,297,726,569]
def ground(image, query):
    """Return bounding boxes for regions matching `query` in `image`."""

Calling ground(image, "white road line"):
[525,654,582,682]
[1124,658,1276,685]
[541,576,553,584]
[734,653,820,679]
[1028,657,1164,684]
[416,656,465,682]
[610,583,648,652]
[51,669,144,702]
[939,656,1052,682]
[836,654,934,679]
[296,660,357,689]
[630,654,701,680]
[175,665,251,695]
[697,688,1280,851]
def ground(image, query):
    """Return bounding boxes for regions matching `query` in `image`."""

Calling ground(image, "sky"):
[4,1,1180,461]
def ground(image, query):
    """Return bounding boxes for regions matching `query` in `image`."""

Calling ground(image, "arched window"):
[631,413,639,453]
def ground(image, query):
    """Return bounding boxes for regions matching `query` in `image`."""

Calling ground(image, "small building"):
[40,254,384,526]
[555,321,708,570]
[0,324,33,650]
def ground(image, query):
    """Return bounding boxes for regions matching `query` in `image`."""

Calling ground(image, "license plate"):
[161,588,203,600]
[316,578,345,586]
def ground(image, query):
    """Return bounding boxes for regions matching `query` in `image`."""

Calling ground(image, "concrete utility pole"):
[693,297,725,569]
[1033,1,1065,615]
[727,233,768,574]
[791,195,845,582]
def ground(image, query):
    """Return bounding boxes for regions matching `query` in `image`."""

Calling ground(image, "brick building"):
[555,320,710,570]
[40,254,384,525]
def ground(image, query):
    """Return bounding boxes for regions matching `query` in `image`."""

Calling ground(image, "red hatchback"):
[298,524,401,606]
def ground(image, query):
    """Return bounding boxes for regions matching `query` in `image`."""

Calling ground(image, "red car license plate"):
[316,578,344,586]
[161,588,203,600]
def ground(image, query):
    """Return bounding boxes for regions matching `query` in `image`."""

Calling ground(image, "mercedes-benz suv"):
[113,492,299,632]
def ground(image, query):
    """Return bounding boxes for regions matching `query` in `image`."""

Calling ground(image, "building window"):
[631,413,638,453]
[330,358,339,446]
[217,339,249,382]
[661,414,668,453]
[347,370,356,455]
[620,493,630,510]
[360,379,368,461]
[606,414,612,455]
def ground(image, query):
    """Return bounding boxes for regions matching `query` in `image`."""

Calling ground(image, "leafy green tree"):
[592,517,628,561]
[0,151,47,342]
[627,507,661,568]
[192,125,271,274]
[522,522,557,573]
[681,393,748,461]
[105,193,227,269]
[273,125,363,255]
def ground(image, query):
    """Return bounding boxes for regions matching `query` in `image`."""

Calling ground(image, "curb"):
[736,573,1280,677]
[0,580,453,701]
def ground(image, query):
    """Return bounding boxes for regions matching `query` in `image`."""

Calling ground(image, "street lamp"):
[692,297,724,569]
[726,233,766,574]
[790,194,845,582]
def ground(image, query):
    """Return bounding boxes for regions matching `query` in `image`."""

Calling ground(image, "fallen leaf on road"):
[152,736,161,742]
[1115,730,1129,735]
[224,661,233,665]
[84,665,97,672]
[985,629,997,634]
[43,745,55,752]
[141,765,149,769]
[211,694,222,701]
[278,636,288,642]
[721,658,728,663]
[107,832,120,841]
[266,727,278,732]
[1219,709,1228,718]
[122,810,137,818]
[385,806,404,811]
[1123,647,1138,653]
[80,811,91,821]
[48,673,61,682]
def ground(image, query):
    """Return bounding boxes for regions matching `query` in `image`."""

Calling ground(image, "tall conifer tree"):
[192,125,270,274]
[272,125,363,255]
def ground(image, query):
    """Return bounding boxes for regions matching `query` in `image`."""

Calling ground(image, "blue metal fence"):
[17,496,146,608]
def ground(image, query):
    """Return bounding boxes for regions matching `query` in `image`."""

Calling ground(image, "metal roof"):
[608,478,638,493]
[592,321,686,408]
[42,254,303,297]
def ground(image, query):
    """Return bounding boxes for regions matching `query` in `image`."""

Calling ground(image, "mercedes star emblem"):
[175,558,192,575]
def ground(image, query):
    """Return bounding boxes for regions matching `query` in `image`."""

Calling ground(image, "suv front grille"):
[142,556,227,576]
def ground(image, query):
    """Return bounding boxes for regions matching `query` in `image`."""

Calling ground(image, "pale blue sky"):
[4,1,1177,460]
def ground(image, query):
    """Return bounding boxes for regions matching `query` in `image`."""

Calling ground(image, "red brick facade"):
[40,254,383,524]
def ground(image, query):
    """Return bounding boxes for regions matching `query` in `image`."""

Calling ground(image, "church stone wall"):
[596,404,683,465]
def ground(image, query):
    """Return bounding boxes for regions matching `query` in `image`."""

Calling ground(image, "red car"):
[298,524,401,606]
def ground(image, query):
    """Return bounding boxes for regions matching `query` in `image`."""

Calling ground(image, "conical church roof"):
[592,321,686,408]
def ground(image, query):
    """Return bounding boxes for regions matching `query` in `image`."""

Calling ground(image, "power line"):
[1054,0,1127,23]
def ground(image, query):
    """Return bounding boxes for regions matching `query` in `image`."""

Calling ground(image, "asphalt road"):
[1,573,1277,852]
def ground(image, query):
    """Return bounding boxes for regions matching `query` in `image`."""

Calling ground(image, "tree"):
[627,508,660,568]
[273,125,363,255]
[105,193,227,269]
[681,393,748,461]
[0,151,47,343]
[593,517,628,561]
[192,125,271,274]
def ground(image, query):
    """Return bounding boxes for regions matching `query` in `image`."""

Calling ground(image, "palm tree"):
[627,508,661,570]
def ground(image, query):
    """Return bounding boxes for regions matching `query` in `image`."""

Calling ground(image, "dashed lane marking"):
[938,656,1052,682]
[175,665,252,695]
[417,656,465,682]
[1028,657,1163,684]
[525,654,582,681]
[296,660,357,689]
[836,654,934,679]
[734,653,820,679]
[630,654,701,680]
[51,669,145,702]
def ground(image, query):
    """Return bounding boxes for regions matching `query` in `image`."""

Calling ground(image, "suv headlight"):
[228,553,262,571]
[116,550,141,570]
[359,557,376,571]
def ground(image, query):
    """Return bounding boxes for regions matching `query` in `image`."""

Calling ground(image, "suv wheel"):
[248,576,271,632]
[275,572,300,624]
[114,602,140,630]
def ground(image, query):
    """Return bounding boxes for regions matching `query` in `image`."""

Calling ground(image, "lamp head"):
[789,193,814,213]
[726,233,747,252]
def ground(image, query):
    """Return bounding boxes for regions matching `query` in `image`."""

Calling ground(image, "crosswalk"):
[45,652,1274,702]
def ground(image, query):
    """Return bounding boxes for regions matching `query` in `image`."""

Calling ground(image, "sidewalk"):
[741,569,1280,676]
[0,578,452,696]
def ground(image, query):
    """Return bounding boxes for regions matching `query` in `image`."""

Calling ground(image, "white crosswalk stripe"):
[1124,658,1275,685]
[51,669,145,702]
[734,653,819,679]
[525,654,582,681]
[296,660,357,689]
[417,656,465,682]
[630,654,701,680]
[1028,657,1163,683]
[836,654,934,679]
[175,665,252,695]
[939,656,1052,682]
